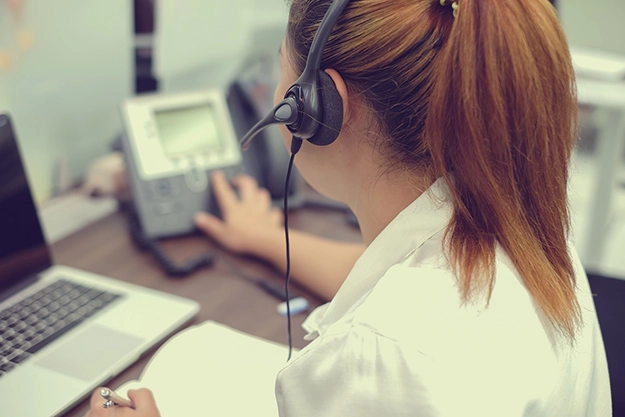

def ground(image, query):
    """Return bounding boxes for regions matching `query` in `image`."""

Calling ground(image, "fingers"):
[232,175,259,201]
[257,188,272,207]
[233,176,275,210]
[89,388,107,412]
[127,389,159,414]
[84,388,160,417]
[273,208,284,224]
[86,388,117,417]
[194,212,225,240]
[211,170,238,212]
[213,171,271,210]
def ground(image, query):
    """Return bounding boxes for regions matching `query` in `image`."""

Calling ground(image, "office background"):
[1,0,623,277]
[0,0,621,195]
[1,0,624,414]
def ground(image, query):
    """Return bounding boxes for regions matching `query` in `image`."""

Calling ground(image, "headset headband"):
[240,0,349,151]
[306,0,350,72]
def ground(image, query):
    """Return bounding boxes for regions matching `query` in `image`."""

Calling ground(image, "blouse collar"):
[302,177,454,340]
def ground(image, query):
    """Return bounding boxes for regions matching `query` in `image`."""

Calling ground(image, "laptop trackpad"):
[36,325,145,382]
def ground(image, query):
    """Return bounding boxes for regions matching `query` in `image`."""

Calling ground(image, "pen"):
[100,387,135,409]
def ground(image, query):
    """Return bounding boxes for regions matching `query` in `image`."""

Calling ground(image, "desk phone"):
[121,89,244,239]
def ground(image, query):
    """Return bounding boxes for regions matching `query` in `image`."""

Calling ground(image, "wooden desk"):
[53,207,362,417]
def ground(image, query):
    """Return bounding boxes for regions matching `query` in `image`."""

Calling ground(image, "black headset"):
[239,0,352,360]
[239,0,350,154]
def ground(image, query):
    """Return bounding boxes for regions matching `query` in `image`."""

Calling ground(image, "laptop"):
[0,113,200,416]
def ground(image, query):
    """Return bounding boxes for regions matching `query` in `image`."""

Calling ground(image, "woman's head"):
[283,0,581,340]
[286,0,450,171]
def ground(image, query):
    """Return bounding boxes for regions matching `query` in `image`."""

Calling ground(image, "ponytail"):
[426,0,581,339]
[287,0,581,340]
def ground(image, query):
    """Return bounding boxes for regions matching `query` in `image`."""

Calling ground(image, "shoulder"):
[277,255,555,416]
[276,238,608,416]
[350,237,543,347]
[276,320,443,417]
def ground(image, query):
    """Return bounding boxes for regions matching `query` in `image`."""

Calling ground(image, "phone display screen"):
[154,104,221,157]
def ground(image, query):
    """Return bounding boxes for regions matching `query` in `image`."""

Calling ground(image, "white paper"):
[117,321,291,416]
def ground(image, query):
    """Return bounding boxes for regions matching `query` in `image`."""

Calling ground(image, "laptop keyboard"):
[0,279,121,379]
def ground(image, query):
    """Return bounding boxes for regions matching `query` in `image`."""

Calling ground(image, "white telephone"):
[121,89,245,239]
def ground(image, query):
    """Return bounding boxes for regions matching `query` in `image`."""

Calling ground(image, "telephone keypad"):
[144,178,183,201]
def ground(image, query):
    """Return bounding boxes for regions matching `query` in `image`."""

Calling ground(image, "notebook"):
[117,321,290,416]
[0,112,200,417]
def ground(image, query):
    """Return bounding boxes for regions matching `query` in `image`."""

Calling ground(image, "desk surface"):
[53,206,362,417]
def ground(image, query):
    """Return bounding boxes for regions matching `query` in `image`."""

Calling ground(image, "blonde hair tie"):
[439,0,459,18]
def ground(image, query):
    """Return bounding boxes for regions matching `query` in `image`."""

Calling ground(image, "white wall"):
[4,0,616,203]
[559,0,625,55]
[0,0,132,202]
[155,0,287,93]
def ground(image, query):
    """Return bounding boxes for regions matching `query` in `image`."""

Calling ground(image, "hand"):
[84,387,160,417]
[195,171,284,256]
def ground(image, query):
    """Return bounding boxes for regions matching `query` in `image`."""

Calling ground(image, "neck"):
[348,168,431,245]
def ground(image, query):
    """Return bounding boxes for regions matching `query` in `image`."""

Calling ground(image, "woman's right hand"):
[84,388,160,417]
[194,171,284,257]
[196,170,365,301]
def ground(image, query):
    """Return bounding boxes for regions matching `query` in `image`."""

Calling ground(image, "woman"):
[86,0,611,415]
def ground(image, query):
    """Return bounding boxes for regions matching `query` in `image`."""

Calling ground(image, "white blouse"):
[275,179,611,416]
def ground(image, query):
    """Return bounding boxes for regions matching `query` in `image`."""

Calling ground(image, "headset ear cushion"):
[308,70,344,146]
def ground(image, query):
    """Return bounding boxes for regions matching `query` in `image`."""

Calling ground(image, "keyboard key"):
[60,284,76,294]
[36,308,50,319]
[11,351,31,364]
[26,319,84,354]
[24,333,37,342]
[44,313,59,326]
[40,328,54,339]
[10,322,26,332]
[23,315,37,326]
[1,348,15,359]
[47,301,60,313]
[0,362,15,372]
[52,319,66,331]
[16,309,30,320]
[57,295,70,306]
[67,301,80,312]
[8,304,21,315]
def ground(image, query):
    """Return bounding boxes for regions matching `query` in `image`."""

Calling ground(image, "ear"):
[324,68,351,123]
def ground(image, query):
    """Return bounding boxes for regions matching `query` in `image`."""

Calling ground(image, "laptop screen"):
[0,114,52,293]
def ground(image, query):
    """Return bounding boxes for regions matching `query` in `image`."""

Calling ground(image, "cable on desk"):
[219,257,305,302]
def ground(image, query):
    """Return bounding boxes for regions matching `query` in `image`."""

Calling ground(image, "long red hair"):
[288,0,580,339]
